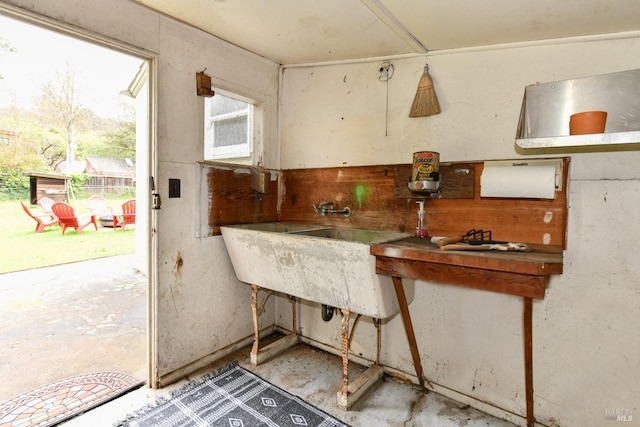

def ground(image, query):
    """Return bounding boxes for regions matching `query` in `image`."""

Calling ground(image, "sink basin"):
[224,222,330,233]
[220,222,414,318]
[291,227,409,244]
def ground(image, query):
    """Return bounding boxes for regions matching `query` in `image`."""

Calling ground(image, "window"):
[204,92,253,160]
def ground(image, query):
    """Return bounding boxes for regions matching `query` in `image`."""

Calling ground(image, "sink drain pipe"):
[321,304,334,321]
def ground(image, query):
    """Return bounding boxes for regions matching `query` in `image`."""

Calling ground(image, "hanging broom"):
[409,64,441,117]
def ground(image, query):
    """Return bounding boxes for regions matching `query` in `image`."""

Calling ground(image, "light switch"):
[169,179,180,198]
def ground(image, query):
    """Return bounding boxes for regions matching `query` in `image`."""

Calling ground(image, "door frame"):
[0,3,159,388]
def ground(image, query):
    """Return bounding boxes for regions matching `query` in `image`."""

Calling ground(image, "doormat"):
[0,372,142,427]
[114,362,350,427]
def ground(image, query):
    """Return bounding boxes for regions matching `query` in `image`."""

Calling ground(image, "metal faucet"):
[313,201,351,217]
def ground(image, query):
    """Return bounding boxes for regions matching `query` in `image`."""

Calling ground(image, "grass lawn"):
[0,199,135,274]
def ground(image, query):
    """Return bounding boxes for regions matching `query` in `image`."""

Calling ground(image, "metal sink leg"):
[336,308,384,410]
[249,284,299,365]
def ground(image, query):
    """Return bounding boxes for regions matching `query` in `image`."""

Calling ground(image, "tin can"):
[411,151,440,182]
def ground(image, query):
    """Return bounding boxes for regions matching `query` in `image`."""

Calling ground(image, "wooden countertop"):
[371,237,561,426]
[371,237,563,276]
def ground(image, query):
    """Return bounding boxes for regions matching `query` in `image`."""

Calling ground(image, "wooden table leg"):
[523,297,534,427]
[392,276,432,388]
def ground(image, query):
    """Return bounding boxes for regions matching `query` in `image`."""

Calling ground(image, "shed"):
[55,157,136,195]
[23,172,70,205]
[84,157,136,194]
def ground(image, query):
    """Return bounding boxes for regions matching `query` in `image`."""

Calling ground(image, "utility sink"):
[220,222,414,318]
[224,222,330,233]
[291,227,409,244]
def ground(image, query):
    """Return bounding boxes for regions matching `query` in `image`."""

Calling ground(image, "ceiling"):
[131,0,640,65]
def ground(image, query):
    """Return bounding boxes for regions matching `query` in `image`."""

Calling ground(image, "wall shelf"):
[515,69,640,150]
[516,130,640,149]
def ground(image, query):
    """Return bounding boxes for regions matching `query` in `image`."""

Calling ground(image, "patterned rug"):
[114,362,349,427]
[0,372,142,427]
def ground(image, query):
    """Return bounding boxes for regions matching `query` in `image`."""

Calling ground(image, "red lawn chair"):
[20,202,59,233]
[114,199,136,231]
[51,202,98,235]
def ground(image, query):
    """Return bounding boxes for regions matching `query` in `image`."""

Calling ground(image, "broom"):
[409,64,441,117]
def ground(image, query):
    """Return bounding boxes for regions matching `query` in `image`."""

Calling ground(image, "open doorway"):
[0,10,153,423]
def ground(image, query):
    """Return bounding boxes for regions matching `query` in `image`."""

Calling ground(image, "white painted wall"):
[0,0,280,384]
[3,0,639,424]
[147,15,279,382]
[280,39,640,425]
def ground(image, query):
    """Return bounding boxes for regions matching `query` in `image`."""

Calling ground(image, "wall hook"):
[378,62,394,82]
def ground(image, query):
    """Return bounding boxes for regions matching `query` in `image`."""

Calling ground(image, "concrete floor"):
[61,342,517,426]
[0,254,147,402]
[0,255,517,426]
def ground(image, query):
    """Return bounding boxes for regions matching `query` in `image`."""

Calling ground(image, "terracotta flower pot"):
[569,111,607,135]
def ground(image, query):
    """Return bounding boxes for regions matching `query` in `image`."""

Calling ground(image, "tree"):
[77,105,136,161]
[0,109,52,173]
[0,36,16,80]
[101,107,136,160]
[37,62,91,173]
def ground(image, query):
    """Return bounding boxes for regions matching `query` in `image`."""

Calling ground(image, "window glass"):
[204,93,253,160]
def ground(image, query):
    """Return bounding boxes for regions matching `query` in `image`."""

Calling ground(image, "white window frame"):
[204,92,254,160]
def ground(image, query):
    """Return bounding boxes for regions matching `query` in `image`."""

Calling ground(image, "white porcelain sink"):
[220,222,414,318]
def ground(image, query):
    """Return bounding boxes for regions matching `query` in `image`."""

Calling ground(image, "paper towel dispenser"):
[481,158,563,199]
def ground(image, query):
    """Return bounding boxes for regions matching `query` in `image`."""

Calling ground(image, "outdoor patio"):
[0,254,147,404]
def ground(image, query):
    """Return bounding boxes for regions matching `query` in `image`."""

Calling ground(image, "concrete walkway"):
[0,255,147,403]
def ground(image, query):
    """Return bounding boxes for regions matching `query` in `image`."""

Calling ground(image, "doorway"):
[0,8,154,415]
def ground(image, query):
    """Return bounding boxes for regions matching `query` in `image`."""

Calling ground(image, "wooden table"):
[370,237,563,427]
